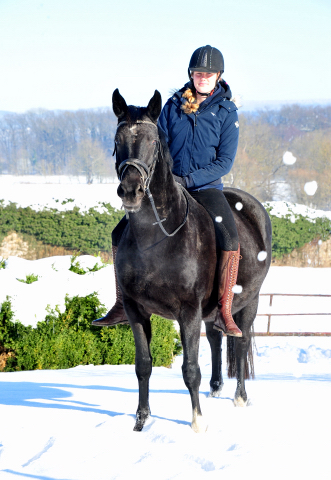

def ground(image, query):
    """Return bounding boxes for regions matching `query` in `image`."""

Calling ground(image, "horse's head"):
[112,89,162,212]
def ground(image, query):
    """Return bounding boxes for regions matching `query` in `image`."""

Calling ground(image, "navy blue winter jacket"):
[158,80,239,191]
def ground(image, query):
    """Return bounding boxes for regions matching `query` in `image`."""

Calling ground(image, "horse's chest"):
[120,260,173,291]
[118,252,196,305]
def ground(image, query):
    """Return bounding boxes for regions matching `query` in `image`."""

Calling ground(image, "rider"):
[94,45,242,337]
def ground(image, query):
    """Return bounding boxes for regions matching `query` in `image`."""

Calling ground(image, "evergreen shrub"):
[266,208,331,258]
[0,201,124,255]
[1,199,331,259]
[68,255,106,275]
[0,294,182,372]
[17,273,39,284]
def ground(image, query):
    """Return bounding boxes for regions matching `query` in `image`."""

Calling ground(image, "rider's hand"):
[173,175,187,188]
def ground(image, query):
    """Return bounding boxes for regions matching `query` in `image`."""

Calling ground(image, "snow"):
[304,180,318,196]
[0,255,115,328]
[232,284,243,294]
[0,176,331,479]
[264,199,331,221]
[1,262,331,480]
[257,250,267,261]
[0,175,123,212]
[282,151,297,165]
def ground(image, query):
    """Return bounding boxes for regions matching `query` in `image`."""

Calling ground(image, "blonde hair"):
[181,88,199,115]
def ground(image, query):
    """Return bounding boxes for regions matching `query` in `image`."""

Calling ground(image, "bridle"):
[114,119,189,237]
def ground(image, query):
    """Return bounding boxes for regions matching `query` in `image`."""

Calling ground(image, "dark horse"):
[109,89,272,432]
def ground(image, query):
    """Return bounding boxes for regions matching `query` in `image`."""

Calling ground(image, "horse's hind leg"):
[125,300,152,431]
[179,308,206,433]
[230,296,259,407]
[205,321,224,397]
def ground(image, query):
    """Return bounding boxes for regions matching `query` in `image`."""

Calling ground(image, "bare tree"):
[69,138,111,184]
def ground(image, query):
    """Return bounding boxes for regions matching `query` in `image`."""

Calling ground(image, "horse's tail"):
[226,326,255,380]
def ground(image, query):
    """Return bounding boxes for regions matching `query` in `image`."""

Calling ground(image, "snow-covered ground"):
[0,176,331,480]
[0,261,330,480]
[0,175,123,212]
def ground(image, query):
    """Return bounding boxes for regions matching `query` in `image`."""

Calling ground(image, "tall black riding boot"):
[92,246,128,326]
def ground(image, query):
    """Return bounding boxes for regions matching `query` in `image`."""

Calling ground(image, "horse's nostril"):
[117,184,125,198]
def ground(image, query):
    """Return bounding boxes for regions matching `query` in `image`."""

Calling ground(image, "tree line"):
[0,108,118,183]
[0,103,330,208]
[226,104,331,210]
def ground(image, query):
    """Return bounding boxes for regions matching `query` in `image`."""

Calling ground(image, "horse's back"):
[224,187,272,250]
[221,187,272,311]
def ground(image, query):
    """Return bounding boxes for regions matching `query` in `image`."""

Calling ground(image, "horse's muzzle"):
[117,181,145,212]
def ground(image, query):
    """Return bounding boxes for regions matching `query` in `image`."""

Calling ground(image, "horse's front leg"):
[179,306,206,433]
[124,299,152,431]
[205,320,224,397]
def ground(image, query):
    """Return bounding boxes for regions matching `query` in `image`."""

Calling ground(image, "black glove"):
[173,175,187,188]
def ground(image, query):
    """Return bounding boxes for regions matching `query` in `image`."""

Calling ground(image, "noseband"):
[114,120,189,237]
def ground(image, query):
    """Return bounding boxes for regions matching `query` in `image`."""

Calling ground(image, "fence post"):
[267,294,273,335]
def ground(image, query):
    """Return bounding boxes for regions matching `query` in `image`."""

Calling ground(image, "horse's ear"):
[112,89,128,119]
[147,90,162,122]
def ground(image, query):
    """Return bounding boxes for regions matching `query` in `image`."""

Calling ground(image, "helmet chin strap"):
[196,90,210,97]
[196,88,214,97]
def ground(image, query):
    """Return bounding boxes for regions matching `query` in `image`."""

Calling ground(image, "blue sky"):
[0,0,330,112]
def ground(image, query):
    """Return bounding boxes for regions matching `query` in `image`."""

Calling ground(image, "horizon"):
[1,97,331,117]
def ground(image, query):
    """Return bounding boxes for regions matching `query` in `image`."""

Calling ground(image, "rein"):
[114,120,189,237]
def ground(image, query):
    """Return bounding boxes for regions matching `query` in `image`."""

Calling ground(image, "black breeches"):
[111,189,238,252]
[190,189,239,252]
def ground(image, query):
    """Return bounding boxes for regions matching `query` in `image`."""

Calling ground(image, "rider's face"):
[191,71,219,93]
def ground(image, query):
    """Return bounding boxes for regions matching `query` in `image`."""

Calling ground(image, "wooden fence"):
[201,293,331,337]
[255,293,331,336]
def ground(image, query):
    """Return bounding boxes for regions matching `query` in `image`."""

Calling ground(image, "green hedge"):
[0,293,182,372]
[0,200,124,255]
[1,198,331,259]
[267,208,331,258]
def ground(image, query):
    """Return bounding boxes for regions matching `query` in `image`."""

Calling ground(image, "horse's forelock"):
[117,106,173,169]
[123,106,149,126]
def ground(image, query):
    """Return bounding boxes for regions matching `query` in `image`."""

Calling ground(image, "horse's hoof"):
[208,388,222,398]
[191,409,208,433]
[133,409,150,431]
[133,421,144,432]
[234,396,248,407]
[191,416,208,433]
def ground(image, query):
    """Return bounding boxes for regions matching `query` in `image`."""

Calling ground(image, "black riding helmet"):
[188,45,224,79]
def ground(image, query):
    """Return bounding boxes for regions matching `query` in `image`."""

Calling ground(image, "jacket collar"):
[172,80,232,109]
